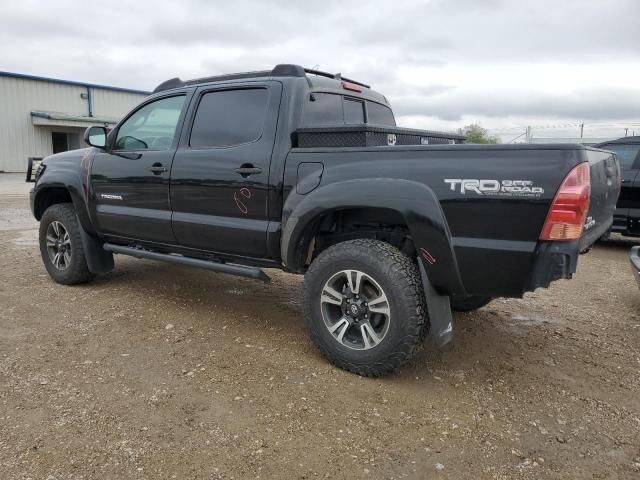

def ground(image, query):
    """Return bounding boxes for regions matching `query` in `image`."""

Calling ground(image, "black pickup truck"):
[28,64,620,376]
[593,136,640,237]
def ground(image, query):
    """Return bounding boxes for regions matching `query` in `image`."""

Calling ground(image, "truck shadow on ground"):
[90,258,545,378]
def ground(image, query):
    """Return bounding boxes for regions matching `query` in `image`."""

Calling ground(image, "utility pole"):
[625,128,629,137]
[580,123,584,139]
[525,126,531,143]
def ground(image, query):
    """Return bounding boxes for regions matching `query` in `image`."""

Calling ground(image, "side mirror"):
[84,126,107,149]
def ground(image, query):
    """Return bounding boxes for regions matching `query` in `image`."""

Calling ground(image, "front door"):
[170,83,282,258]
[91,94,188,244]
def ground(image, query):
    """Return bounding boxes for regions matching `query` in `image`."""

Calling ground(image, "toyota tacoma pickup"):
[28,64,620,376]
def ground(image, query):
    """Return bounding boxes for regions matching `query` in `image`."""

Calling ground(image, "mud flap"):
[78,219,114,274]
[418,259,453,347]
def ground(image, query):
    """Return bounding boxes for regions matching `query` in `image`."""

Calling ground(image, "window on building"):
[51,132,68,154]
[190,88,269,148]
[114,95,185,151]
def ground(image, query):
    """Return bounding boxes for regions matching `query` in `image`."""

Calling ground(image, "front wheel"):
[304,239,429,376]
[39,203,95,285]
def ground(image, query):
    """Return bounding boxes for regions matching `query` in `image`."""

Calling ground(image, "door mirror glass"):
[84,126,107,148]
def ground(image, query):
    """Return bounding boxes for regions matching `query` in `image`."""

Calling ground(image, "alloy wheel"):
[45,221,71,270]
[319,269,391,350]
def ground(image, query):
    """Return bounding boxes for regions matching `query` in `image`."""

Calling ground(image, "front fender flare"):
[281,178,466,295]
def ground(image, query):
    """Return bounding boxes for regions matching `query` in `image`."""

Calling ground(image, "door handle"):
[149,163,168,174]
[622,179,629,183]
[235,164,262,177]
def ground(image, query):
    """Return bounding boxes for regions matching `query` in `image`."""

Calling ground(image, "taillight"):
[539,162,590,241]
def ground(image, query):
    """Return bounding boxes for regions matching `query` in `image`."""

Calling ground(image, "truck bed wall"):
[285,145,588,297]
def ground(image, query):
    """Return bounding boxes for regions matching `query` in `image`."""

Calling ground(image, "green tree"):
[458,123,500,144]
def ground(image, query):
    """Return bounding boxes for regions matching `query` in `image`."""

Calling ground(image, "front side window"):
[604,144,640,170]
[114,95,185,151]
[190,88,269,148]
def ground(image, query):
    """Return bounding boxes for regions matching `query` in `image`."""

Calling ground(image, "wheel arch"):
[281,178,466,295]
[33,182,95,235]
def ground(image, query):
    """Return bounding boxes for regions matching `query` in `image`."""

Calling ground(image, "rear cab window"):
[303,93,395,127]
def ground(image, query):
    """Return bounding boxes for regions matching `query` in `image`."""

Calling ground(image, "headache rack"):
[295,126,466,148]
[152,64,371,93]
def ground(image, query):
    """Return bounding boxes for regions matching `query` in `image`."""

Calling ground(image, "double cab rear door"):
[90,81,283,259]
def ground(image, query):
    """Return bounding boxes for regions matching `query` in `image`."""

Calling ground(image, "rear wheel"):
[450,295,492,312]
[39,203,95,285]
[304,239,429,376]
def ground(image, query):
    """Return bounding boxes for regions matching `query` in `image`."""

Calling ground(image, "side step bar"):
[103,243,270,283]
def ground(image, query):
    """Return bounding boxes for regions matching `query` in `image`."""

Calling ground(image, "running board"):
[103,243,270,283]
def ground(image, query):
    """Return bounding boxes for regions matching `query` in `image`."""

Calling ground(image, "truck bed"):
[287,143,620,298]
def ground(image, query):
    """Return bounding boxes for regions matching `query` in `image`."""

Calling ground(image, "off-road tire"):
[39,203,95,285]
[304,239,429,376]
[450,295,492,312]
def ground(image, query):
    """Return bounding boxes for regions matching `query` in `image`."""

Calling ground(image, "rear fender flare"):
[281,178,466,295]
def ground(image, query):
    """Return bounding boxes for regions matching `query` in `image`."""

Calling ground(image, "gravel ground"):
[1,174,639,479]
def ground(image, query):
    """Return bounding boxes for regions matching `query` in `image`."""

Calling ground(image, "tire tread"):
[304,239,429,377]
[39,203,95,285]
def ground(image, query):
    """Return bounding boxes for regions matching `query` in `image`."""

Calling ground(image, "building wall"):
[0,75,147,172]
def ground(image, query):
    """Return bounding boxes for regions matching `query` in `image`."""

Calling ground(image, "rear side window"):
[603,144,640,169]
[366,101,396,126]
[190,88,268,148]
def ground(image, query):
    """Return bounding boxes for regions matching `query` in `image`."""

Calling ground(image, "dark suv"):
[594,136,640,237]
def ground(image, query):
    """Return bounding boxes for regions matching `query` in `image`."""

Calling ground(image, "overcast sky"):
[1,0,639,141]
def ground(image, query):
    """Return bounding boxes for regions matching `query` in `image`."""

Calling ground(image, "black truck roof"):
[594,136,640,147]
[153,64,370,94]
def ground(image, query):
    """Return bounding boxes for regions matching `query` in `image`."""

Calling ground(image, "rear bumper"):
[630,246,640,290]
[526,218,613,292]
[526,241,579,292]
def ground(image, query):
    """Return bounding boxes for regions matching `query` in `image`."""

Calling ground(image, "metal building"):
[0,71,148,172]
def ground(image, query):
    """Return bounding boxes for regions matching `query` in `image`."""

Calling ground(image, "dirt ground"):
[1,174,639,480]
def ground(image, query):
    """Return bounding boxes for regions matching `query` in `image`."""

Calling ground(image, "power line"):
[488,121,640,133]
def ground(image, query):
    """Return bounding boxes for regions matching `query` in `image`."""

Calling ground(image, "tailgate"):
[581,148,621,248]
